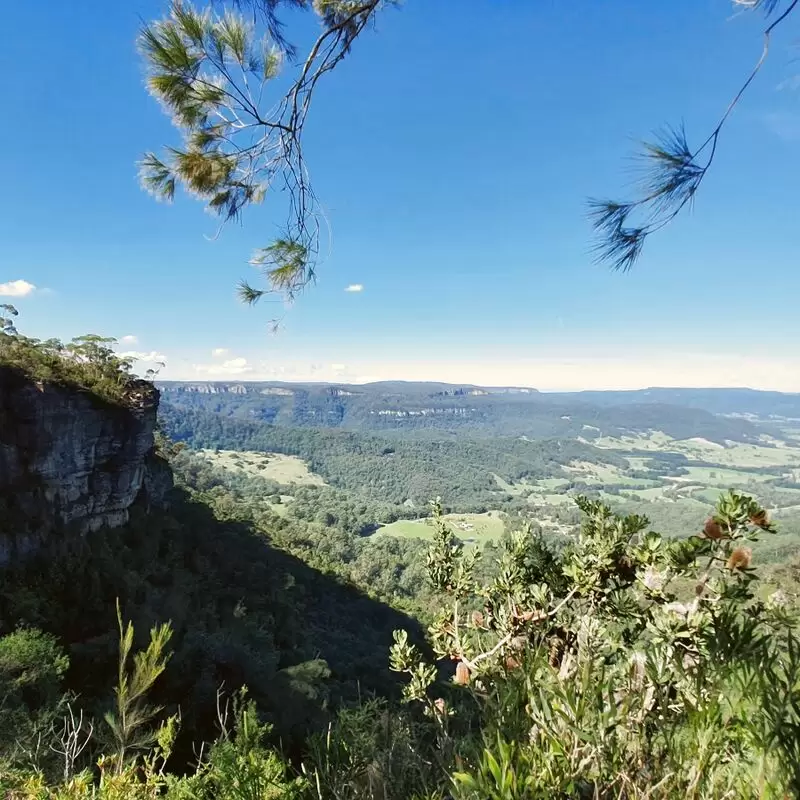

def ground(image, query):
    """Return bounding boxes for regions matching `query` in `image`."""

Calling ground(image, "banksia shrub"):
[391,489,798,798]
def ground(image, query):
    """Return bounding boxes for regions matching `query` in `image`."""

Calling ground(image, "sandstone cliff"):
[0,365,171,562]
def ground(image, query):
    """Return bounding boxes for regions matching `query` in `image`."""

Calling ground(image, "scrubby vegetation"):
[3,341,800,795]
[0,305,154,405]
[2,481,799,797]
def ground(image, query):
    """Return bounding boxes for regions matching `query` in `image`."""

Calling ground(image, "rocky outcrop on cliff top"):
[0,365,171,562]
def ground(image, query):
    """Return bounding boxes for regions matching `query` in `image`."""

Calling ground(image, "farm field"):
[499,432,800,521]
[377,511,506,544]
[592,432,800,468]
[193,433,800,552]
[198,449,326,486]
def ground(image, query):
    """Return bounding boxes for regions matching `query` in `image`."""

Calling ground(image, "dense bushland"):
[2,482,799,798]
[0,306,153,405]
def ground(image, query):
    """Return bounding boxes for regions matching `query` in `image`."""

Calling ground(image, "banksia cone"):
[726,546,752,571]
[749,509,769,529]
[703,518,725,540]
[548,636,564,668]
[505,654,521,671]
[471,610,485,628]
[454,660,470,685]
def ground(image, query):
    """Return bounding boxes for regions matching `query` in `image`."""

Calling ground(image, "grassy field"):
[199,449,326,486]
[676,466,775,486]
[563,460,658,487]
[378,511,506,544]
[594,432,800,469]
[494,434,800,527]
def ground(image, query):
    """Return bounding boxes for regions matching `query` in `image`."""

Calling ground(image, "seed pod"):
[505,655,521,671]
[454,660,470,685]
[548,636,564,668]
[471,610,485,628]
[726,546,752,571]
[703,518,725,540]
[749,510,769,528]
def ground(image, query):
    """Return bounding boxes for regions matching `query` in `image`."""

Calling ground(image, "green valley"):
[5,0,800,794]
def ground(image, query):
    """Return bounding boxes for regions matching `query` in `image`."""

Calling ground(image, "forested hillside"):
[566,387,800,418]
[159,402,632,510]
[159,383,800,543]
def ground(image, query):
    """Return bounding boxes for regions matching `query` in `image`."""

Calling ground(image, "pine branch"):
[591,0,800,271]
[140,1,386,306]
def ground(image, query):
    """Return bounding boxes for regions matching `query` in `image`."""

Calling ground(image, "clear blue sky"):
[2,0,799,389]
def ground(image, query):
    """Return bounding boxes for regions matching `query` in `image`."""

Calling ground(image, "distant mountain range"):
[158,382,800,443]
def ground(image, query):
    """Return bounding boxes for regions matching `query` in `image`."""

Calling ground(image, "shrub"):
[0,305,155,405]
[390,492,800,797]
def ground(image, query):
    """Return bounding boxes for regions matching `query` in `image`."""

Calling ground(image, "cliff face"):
[0,366,171,562]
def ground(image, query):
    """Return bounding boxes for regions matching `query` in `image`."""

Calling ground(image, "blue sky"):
[2,0,799,390]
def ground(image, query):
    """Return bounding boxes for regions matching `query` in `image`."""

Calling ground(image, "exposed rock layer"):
[0,366,171,562]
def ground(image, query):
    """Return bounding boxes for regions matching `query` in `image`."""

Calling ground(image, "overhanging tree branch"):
[590,0,799,272]
[139,0,386,307]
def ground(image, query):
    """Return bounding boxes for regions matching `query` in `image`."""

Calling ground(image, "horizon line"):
[154,379,800,396]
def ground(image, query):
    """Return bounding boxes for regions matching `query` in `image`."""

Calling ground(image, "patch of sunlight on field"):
[683,442,800,468]
[679,466,775,486]
[264,495,294,516]
[538,477,572,490]
[199,449,327,486]
[493,473,570,496]
[592,431,674,451]
[377,511,506,543]
[693,487,725,504]
[593,431,800,469]
[564,460,658,487]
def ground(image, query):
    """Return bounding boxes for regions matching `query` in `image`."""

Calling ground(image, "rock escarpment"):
[0,365,171,562]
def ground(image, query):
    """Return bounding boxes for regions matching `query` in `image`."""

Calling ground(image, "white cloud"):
[119,350,167,363]
[212,347,230,357]
[0,279,36,297]
[120,335,138,345]
[330,363,347,372]
[194,356,253,376]
[344,284,363,293]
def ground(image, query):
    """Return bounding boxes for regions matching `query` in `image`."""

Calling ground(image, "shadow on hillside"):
[0,486,426,761]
